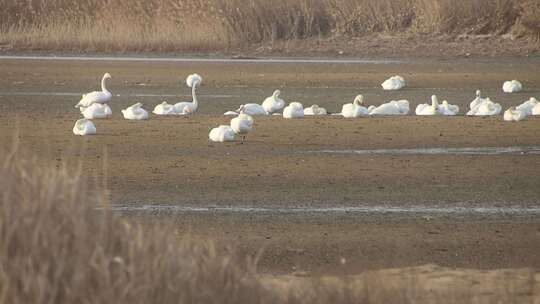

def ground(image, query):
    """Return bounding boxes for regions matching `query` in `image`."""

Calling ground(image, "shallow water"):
[304,146,540,156]
[108,204,540,216]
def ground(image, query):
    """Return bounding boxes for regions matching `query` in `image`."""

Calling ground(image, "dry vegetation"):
[0,0,538,53]
[1,138,539,303]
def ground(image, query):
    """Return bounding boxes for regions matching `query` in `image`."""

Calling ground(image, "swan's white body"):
[153,101,176,115]
[80,103,112,119]
[468,98,502,116]
[236,103,268,116]
[532,103,540,115]
[122,102,149,120]
[283,102,304,119]
[304,105,327,115]
[515,97,539,115]
[73,118,96,136]
[503,80,523,93]
[262,90,285,114]
[174,73,202,115]
[415,95,440,116]
[438,100,460,116]
[503,107,527,122]
[209,125,235,142]
[369,100,410,115]
[341,95,369,118]
[467,91,502,116]
[381,75,406,91]
[75,73,112,108]
[230,106,254,143]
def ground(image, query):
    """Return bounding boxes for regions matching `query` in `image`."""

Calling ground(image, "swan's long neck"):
[101,76,109,93]
[191,83,198,108]
[431,96,439,107]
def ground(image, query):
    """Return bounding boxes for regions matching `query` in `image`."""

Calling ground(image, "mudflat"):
[1,56,540,275]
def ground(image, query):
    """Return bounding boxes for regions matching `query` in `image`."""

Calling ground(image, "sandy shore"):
[1,56,540,274]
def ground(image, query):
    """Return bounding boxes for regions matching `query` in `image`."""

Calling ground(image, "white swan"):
[532,102,540,115]
[304,104,327,116]
[515,97,539,115]
[174,73,202,115]
[503,107,527,121]
[153,101,176,115]
[283,102,304,119]
[235,103,268,116]
[468,97,502,116]
[209,125,235,142]
[503,80,523,93]
[230,105,254,143]
[381,75,406,90]
[80,103,112,119]
[369,100,410,115]
[122,102,149,120]
[75,73,112,108]
[438,100,459,116]
[341,95,369,118]
[415,95,440,116]
[262,90,285,114]
[73,118,96,136]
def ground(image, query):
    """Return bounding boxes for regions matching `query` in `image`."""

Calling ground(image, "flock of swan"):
[72,73,539,141]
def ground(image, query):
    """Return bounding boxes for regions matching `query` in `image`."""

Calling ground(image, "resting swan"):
[153,101,176,115]
[503,80,523,93]
[235,103,268,116]
[503,107,527,122]
[516,97,539,115]
[73,118,96,136]
[262,90,285,114]
[230,105,254,143]
[381,75,406,90]
[80,103,112,119]
[75,73,112,108]
[209,125,235,142]
[341,95,369,118]
[438,100,460,116]
[467,90,486,115]
[369,100,410,115]
[283,102,304,119]
[304,104,327,115]
[122,102,149,120]
[415,95,440,116]
[468,98,502,116]
[174,73,202,115]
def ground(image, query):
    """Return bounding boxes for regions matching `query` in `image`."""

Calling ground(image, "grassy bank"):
[1,139,539,302]
[0,0,539,53]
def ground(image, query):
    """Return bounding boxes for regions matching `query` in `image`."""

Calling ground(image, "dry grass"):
[1,138,539,303]
[0,0,538,52]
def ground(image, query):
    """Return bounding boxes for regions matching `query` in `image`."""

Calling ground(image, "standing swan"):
[75,73,112,108]
[73,118,96,136]
[174,73,202,115]
[230,105,254,143]
[262,90,285,114]
[341,95,369,118]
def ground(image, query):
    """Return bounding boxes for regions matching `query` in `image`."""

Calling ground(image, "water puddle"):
[108,204,540,216]
[0,55,399,64]
[305,146,540,156]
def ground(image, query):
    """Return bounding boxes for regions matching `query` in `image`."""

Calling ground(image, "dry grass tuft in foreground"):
[0,142,275,303]
[0,141,539,304]
[0,0,538,53]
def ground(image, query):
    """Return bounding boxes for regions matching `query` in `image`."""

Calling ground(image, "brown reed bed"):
[0,0,538,53]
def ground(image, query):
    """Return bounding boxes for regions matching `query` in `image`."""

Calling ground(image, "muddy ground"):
[1,56,540,275]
